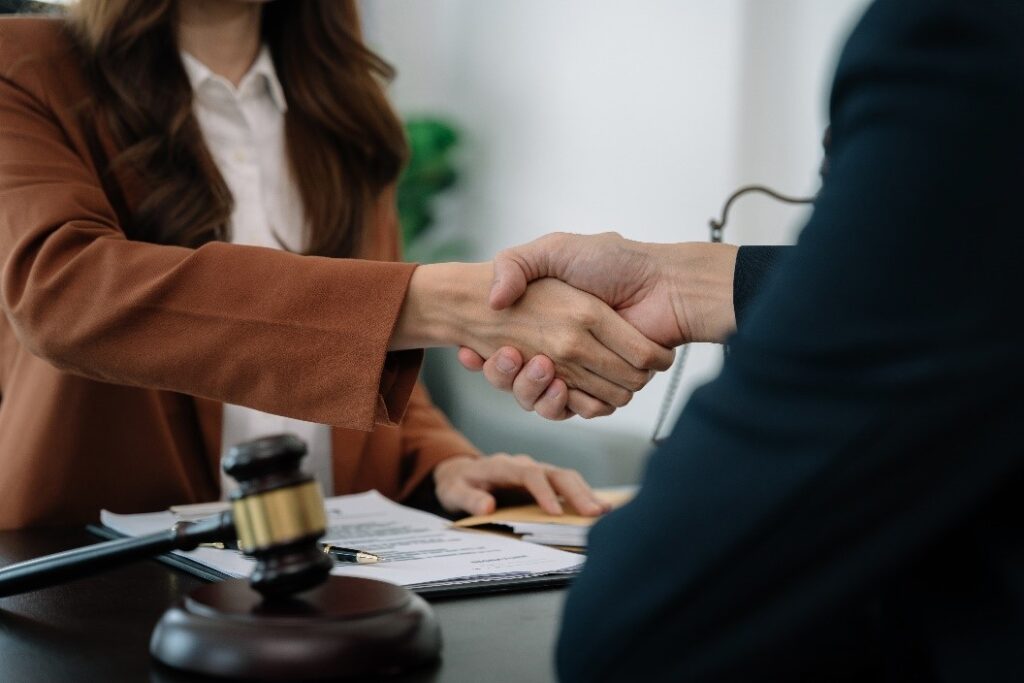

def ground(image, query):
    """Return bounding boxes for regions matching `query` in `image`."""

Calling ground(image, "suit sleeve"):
[0,50,421,432]
[733,245,790,326]
[559,0,1024,681]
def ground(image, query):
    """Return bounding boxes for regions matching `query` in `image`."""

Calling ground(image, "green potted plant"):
[397,117,469,413]
[398,117,469,263]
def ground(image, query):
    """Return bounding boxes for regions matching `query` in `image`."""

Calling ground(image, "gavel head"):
[222,434,333,598]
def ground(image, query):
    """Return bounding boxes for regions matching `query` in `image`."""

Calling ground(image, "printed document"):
[101,490,584,590]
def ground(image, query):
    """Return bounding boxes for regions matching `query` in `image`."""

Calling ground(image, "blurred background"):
[4,0,873,486]
[361,0,871,485]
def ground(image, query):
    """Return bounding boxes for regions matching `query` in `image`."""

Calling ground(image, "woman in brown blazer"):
[0,1,674,529]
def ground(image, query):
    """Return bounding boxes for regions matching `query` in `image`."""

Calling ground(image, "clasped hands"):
[394,231,739,421]
[457,232,740,420]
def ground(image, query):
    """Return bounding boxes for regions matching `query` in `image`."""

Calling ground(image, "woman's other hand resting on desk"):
[457,233,738,420]
[432,453,609,517]
[392,261,675,418]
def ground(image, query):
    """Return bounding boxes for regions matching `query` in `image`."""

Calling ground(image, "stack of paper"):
[101,490,585,591]
[507,522,588,547]
[452,488,635,549]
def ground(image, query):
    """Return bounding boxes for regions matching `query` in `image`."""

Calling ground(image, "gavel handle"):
[0,511,234,598]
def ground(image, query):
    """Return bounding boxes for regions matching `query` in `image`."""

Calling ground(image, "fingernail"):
[544,383,562,399]
[528,361,549,381]
[496,353,517,374]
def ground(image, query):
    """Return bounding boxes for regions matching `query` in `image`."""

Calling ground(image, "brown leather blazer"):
[0,17,479,529]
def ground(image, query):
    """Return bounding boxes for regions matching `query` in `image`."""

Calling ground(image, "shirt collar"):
[180,45,288,113]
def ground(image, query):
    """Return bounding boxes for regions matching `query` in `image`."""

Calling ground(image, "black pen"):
[321,543,381,564]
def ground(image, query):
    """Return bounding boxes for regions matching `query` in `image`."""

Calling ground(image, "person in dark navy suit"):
[467,0,1024,679]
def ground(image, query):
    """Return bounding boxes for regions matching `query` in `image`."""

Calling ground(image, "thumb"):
[489,234,567,309]
[442,480,497,516]
[489,251,531,310]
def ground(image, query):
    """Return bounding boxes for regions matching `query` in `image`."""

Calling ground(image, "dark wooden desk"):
[0,529,565,682]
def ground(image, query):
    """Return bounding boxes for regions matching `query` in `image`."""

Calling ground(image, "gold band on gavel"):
[231,480,327,554]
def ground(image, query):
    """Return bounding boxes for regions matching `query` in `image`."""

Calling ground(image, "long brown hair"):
[69,0,407,257]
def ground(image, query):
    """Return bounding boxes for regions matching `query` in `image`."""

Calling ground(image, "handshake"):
[393,232,739,421]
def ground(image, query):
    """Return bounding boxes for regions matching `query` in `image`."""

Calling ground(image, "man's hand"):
[490,232,737,346]
[490,232,681,347]
[432,453,611,517]
[459,234,739,419]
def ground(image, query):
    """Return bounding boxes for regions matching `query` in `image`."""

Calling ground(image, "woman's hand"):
[458,348,580,421]
[393,262,675,416]
[433,453,610,517]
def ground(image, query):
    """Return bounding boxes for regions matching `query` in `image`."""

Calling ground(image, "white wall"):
[361,0,871,481]
[731,0,870,242]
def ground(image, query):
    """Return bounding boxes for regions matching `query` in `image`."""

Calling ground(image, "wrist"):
[660,242,738,343]
[391,262,493,350]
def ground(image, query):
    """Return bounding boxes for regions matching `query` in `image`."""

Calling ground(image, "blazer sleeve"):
[364,197,483,502]
[395,381,483,502]
[0,43,420,431]
[559,0,1024,681]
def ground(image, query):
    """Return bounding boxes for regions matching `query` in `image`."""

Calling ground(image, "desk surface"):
[0,529,566,682]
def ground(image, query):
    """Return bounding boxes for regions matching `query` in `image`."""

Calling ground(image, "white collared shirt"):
[180,47,333,495]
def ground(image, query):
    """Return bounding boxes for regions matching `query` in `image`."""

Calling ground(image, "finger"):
[489,233,569,310]
[481,347,525,392]
[511,355,557,410]
[476,454,560,513]
[590,309,676,372]
[575,369,632,409]
[533,379,574,421]
[574,333,654,394]
[457,347,486,372]
[547,468,605,516]
[521,467,563,515]
[489,252,531,310]
[439,478,496,516]
[566,388,616,419]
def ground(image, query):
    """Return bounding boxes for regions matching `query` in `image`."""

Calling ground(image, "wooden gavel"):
[0,433,333,598]
[0,434,441,680]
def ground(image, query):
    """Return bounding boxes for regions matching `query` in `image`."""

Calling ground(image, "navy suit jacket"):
[559,0,1024,680]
